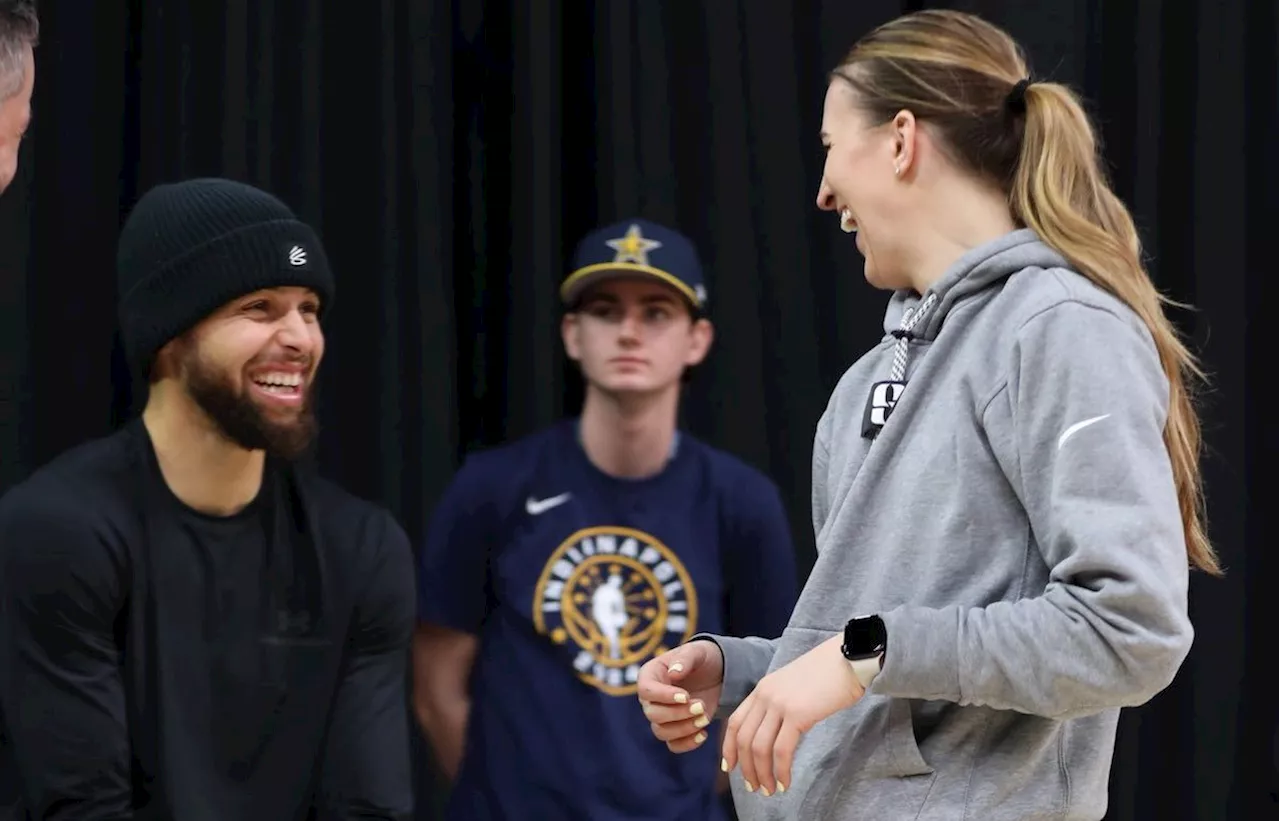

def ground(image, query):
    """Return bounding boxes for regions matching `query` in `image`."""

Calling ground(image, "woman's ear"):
[890,108,918,177]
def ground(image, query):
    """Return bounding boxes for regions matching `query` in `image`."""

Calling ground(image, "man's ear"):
[151,328,196,384]
[684,317,714,367]
[150,339,179,383]
[561,312,582,362]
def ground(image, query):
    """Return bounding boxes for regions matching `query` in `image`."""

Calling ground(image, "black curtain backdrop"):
[0,1,1273,819]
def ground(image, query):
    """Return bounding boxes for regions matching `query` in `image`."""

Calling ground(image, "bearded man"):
[0,178,415,821]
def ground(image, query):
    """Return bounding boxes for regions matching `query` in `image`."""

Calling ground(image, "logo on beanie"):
[288,245,308,267]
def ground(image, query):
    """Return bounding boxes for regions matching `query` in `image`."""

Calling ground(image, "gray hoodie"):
[704,230,1193,821]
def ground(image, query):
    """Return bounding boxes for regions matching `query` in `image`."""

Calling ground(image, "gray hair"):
[0,0,37,101]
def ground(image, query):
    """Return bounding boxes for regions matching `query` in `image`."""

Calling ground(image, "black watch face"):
[843,616,886,657]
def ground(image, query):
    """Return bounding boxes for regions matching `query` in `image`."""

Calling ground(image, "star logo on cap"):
[606,224,663,267]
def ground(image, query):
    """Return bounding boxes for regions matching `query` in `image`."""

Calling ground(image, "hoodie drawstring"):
[889,292,936,383]
[862,292,937,440]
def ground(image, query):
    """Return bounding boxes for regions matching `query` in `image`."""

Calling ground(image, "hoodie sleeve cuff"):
[872,606,962,701]
[688,633,778,719]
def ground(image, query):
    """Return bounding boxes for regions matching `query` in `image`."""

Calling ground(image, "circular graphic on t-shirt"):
[532,526,699,696]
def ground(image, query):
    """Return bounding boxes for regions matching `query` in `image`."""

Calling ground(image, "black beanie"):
[116,177,337,377]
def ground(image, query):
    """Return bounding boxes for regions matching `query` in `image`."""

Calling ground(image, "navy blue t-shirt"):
[417,420,798,821]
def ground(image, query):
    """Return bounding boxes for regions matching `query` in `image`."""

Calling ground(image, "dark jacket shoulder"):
[0,428,140,546]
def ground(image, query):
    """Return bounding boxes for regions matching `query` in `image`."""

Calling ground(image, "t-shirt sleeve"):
[416,454,501,635]
[0,489,134,817]
[721,470,799,639]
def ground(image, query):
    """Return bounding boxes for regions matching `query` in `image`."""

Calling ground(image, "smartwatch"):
[840,614,887,689]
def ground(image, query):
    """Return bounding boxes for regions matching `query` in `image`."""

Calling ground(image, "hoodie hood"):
[882,229,1069,341]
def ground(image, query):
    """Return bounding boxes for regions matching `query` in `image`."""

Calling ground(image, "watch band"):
[848,654,882,689]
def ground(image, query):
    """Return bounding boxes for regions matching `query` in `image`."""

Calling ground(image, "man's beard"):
[181,349,319,461]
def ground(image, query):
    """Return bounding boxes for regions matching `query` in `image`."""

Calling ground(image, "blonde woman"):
[637,10,1218,821]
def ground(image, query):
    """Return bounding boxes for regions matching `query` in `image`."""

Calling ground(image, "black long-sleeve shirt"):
[0,420,415,820]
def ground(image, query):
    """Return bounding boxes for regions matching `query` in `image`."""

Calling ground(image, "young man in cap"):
[412,219,799,821]
[0,178,415,819]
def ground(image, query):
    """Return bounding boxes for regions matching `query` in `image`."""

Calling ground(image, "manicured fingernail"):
[744,781,755,793]
[669,662,684,673]
[694,731,707,744]
[777,782,787,793]
[694,715,710,729]
[760,786,772,797]
[673,692,688,704]
[721,758,729,772]
[689,701,705,716]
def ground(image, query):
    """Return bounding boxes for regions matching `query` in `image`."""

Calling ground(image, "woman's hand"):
[721,635,865,796]
[637,640,726,753]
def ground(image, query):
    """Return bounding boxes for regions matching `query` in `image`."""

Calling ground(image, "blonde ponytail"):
[1009,82,1218,574]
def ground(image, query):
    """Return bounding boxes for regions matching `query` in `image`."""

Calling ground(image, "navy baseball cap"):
[560,219,708,312]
